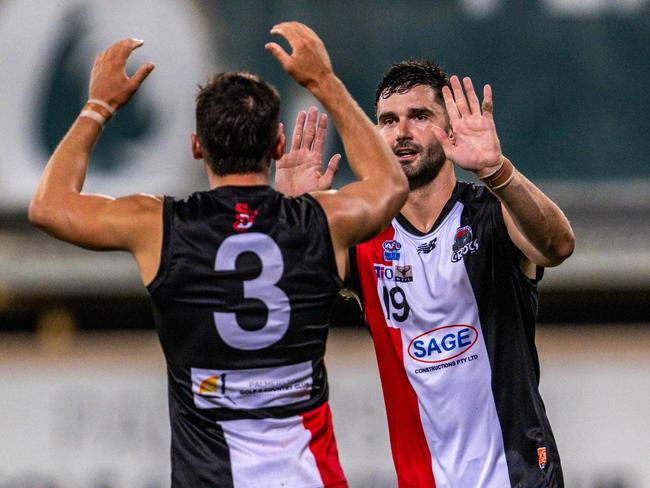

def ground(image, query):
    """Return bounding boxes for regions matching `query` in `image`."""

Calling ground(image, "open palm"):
[431,75,502,176]
[275,107,340,196]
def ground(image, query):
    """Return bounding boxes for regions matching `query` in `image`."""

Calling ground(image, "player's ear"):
[191,133,203,160]
[272,123,286,160]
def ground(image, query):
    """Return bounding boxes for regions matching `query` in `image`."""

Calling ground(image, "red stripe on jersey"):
[301,402,348,488]
[355,228,436,488]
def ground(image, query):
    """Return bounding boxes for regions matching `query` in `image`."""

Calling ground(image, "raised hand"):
[88,38,155,110]
[431,75,502,177]
[265,22,333,90]
[275,107,341,196]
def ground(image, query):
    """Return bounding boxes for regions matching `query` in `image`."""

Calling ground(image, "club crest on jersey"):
[382,239,402,261]
[451,225,479,262]
[416,237,437,255]
[233,202,258,232]
[538,447,547,469]
[408,324,479,363]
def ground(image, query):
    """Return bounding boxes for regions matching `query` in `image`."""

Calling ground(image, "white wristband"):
[87,98,116,115]
[80,109,107,127]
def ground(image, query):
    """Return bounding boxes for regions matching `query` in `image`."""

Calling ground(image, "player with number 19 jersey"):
[351,182,563,487]
[147,185,347,488]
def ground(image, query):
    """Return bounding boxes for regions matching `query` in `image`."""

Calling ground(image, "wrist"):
[478,155,516,191]
[78,99,116,128]
[474,155,504,179]
[308,73,342,101]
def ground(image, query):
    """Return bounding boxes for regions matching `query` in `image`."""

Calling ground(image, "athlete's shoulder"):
[165,189,213,208]
[457,181,496,205]
[456,181,500,217]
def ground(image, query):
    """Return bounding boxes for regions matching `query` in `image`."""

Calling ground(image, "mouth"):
[394,146,420,163]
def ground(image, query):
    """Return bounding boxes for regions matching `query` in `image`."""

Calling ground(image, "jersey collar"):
[396,181,466,236]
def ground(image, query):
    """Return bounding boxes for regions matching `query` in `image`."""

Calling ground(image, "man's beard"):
[401,142,446,191]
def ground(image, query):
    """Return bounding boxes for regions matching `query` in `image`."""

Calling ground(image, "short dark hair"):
[196,72,280,175]
[374,59,450,110]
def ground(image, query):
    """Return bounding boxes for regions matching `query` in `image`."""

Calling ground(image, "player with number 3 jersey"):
[29,23,408,487]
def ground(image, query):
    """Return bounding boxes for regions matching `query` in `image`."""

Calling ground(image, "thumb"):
[265,42,291,70]
[321,154,341,187]
[131,62,155,87]
[432,125,455,156]
[431,125,449,144]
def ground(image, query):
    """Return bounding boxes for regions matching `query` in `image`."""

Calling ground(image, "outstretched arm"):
[266,22,408,278]
[431,75,575,268]
[275,107,340,196]
[29,39,162,284]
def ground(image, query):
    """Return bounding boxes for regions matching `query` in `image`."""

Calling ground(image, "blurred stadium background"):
[0,0,648,487]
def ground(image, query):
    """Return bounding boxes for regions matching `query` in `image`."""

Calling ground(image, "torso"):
[351,182,563,488]
[148,185,347,488]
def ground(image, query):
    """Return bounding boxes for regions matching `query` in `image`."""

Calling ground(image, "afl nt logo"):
[382,239,402,261]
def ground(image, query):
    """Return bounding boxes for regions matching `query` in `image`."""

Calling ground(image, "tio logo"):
[374,264,394,280]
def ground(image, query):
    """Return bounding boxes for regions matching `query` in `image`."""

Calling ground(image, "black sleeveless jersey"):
[146,185,344,487]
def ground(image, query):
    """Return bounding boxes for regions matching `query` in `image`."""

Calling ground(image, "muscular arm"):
[266,23,408,279]
[493,169,575,268]
[432,75,575,269]
[28,38,162,284]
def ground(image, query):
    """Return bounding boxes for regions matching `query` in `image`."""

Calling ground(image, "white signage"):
[0,0,218,210]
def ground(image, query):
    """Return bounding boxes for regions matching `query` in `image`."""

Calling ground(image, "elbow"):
[559,232,576,260]
[28,196,56,231]
[28,197,45,227]
[556,226,576,260]
[545,228,576,267]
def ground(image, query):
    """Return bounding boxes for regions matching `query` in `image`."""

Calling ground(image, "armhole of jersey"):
[494,200,543,287]
[347,245,367,318]
[146,196,174,294]
[302,193,342,288]
[348,246,361,295]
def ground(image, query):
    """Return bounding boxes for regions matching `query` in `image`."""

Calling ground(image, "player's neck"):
[400,161,456,233]
[207,171,270,189]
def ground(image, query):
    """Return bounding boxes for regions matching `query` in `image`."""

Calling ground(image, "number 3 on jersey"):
[213,233,290,350]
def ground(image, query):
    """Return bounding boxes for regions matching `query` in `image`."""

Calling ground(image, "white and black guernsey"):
[147,185,347,488]
[350,181,563,488]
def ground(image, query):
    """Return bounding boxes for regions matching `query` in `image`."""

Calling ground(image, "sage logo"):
[0,0,217,208]
[408,324,479,363]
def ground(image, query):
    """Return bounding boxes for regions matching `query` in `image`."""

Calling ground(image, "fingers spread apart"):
[481,84,494,117]
[444,75,494,119]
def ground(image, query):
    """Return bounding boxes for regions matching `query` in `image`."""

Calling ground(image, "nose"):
[396,118,411,142]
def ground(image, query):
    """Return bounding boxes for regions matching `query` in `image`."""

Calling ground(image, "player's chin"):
[399,159,421,176]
